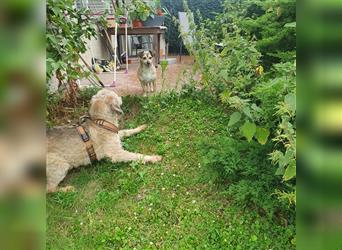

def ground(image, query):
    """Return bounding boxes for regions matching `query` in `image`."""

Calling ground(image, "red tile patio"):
[81,56,197,96]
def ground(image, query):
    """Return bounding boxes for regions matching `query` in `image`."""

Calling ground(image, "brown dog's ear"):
[138,51,145,58]
[89,98,106,117]
[149,50,155,57]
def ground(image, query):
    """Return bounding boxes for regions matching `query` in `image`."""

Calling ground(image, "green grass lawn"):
[47,90,294,249]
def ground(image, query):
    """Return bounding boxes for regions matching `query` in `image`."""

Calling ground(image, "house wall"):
[48,27,109,93]
[82,27,110,65]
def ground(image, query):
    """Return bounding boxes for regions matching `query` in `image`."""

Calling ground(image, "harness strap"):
[76,116,118,163]
[76,125,97,163]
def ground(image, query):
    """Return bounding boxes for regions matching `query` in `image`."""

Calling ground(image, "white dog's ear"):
[106,95,123,114]
[138,51,145,58]
[112,103,123,114]
[149,50,155,57]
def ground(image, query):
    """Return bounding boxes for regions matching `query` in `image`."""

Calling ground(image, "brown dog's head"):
[89,89,123,124]
[138,50,155,67]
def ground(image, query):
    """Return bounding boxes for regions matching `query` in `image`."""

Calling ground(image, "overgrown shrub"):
[47,86,101,127]
[161,0,224,54]
[192,0,296,68]
[180,0,296,204]
[200,136,293,219]
[47,0,103,104]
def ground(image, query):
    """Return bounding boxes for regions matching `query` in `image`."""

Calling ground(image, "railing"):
[75,0,114,16]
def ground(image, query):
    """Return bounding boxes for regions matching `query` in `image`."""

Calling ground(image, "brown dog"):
[137,50,157,96]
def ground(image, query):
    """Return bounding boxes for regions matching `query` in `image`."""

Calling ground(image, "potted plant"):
[108,5,126,28]
[129,0,153,28]
[114,6,128,27]
[143,6,170,27]
[118,16,128,27]
[154,0,165,16]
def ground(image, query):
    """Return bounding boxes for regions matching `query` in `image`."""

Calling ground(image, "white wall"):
[48,27,109,92]
[81,27,109,65]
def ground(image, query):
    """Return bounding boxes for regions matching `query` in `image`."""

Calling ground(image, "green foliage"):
[258,62,296,197]
[240,121,257,142]
[128,0,158,21]
[224,0,296,68]
[180,0,296,205]
[161,0,224,53]
[228,112,241,126]
[46,0,103,88]
[200,135,293,219]
[255,127,270,145]
[46,86,101,127]
[160,60,169,91]
[188,0,224,21]
[77,85,102,101]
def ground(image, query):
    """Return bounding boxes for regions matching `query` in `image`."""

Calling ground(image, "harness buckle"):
[80,132,90,142]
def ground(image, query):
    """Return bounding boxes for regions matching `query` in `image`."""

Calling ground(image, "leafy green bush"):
[46,0,105,106]
[77,86,101,102]
[180,0,296,204]
[194,0,296,68]
[161,0,224,54]
[238,0,296,68]
[47,0,100,82]
[200,136,293,218]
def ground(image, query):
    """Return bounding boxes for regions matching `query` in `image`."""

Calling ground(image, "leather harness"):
[76,116,119,163]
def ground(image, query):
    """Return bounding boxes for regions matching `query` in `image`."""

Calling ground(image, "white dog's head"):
[138,50,155,67]
[89,89,123,124]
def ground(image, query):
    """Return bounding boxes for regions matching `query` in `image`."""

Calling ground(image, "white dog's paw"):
[150,155,162,163]
[139,124,148,131]
[58,185,75,192]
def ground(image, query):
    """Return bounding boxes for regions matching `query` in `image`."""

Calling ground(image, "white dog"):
[137,50,157,95]
[47,89,162,192]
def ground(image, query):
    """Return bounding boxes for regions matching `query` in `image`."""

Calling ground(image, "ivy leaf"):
[240,121,256,142]
[220,47,229,57]
[285,93,296,113]
[251,235,258,241]
[255,127,270,145]
[283,164,296,181]
[278,153,288,168]
[228,112,241,127]
[275,165,285,176]
[243,106,252,119]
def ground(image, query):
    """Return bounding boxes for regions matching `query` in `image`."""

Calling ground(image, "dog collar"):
[79,115,119,133]
[92,119,119,133]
